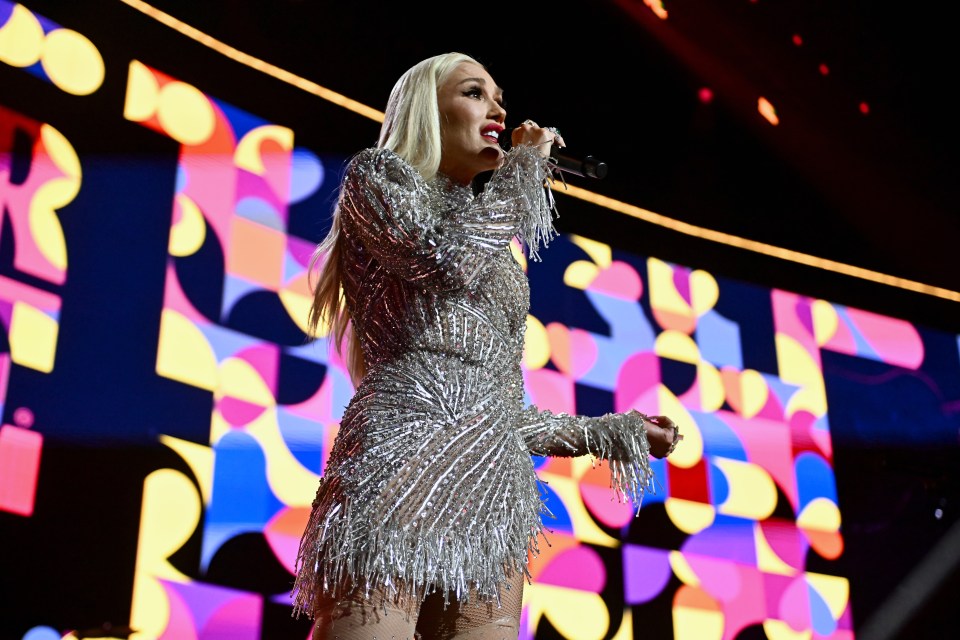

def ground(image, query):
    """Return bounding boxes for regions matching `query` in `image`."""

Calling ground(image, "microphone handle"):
[550,147,608,180]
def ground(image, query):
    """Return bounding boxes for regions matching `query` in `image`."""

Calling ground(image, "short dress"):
[291,143,655,617]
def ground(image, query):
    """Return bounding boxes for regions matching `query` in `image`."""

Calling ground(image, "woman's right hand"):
[640,414,683,459]
[511,120,565,158]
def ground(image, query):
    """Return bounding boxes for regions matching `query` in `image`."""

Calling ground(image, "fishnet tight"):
[312,572,524,640]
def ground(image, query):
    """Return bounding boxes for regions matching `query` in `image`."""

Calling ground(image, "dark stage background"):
[1,1,958,639]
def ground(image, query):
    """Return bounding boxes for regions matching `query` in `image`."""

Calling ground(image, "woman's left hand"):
[641,414,683,458]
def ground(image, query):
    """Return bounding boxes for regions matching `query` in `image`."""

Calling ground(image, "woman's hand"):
[641,414,683,459]
[511,119,565,158]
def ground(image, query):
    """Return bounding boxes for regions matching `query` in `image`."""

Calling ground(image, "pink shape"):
[0,424,42,516]
[159,582,200,640]
[537,546,605,592]
[567,329,599,379]
[0,275,61,311]
[794,297,815,337]
[524,368,576,415]
[286,375,333,423]
[218,396,267,427]
[760,520,807,570]
[580,482,633,528]
[822,310,857,353]
[685,553,744,604]
[772,291,818,354]
[588,261,643,301]
[236,344,279,395]
[672,265,692,306]
[779,575,812,632]
[846,307,924,368]
[203,597,263,639]
[287,236,317,269]
[614,352,660,410]
[726,413,799,510]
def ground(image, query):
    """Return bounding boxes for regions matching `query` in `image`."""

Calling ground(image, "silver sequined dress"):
[292,144,655,617]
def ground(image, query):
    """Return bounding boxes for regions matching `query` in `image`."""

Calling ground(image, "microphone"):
[498,129,608,179]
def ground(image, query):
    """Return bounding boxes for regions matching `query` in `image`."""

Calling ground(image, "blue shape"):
[22,627,62,640]
[696,309,743,369]
[277,407,324,473]
[222,273,261,317]
[531,454,549,470]
[697,411,748,461]
[290,148,325,204]
[235,196,284,231]
[198,313,260,363]
[795,451,838,510]
[762,373,800,410]
[835,306,880,360]
[202,430,284,569]
[0,2,14,25]
[537,479,574,534]
[808,580,840,636]
[214,99,268,140]
[707,459,731,505]
[174,164,189,193]
[640,457,668,507]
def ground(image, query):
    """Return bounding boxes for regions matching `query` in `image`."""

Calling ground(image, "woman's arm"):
[339,146,557,290]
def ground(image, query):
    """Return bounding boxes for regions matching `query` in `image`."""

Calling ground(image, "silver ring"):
[545,126,561,137]
[522,119,537,126]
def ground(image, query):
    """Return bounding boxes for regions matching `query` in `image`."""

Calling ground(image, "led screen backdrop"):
[1,2,958,639]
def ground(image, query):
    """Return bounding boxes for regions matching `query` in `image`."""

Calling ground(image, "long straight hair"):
[306,52,482,386]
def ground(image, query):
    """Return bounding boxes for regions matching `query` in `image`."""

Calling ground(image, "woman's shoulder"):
[346,147,419,185]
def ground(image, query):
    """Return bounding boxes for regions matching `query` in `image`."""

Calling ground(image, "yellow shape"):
[776,334,827,417]
[509,238,527,271]
[156,309,218,390]
[218,356,275,406]
[812,299,839,346]
[523,314,550,370]
[9,302,58,372]
[42,123,81,179]
[648,257,691,314]
[235,124,294,174]
[674,597,723,640]
[169,194,206,257]
[525,583,609,640]
[657,387,701,468]
[797,497,841,531]
[160,435,214,505]
[610,606,633,640]
[689,269,719,315]
[210,407,231,444]
[755,522,796,575]
[244,408,326,507]
[715,457,776,520]
[124,59,160,122]
[738,368,769,418]
[41,28,104,95]
[0,4,44,68]
[130,468,200,639]
[537,471,618,547]
[668,550,700,587]
[563,260,599,290]
[806,572,849,620]
[655,330,700,363]
[278,289,313,334]
[28,125,81,274]
[697,361,724,412]
[570,234,612,268]
[157,80,216,146]
[763,619,811,639]
[665,497,715,535]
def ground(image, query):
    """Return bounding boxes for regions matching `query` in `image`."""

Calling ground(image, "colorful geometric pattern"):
[2,3,957,639]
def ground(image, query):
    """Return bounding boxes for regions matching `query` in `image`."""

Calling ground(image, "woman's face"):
[437,62,506,185]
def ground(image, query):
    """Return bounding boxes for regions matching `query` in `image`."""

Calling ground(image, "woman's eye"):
[463,87,483,98]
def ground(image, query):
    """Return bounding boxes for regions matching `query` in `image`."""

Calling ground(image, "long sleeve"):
[339,145,557,292]
[516,405,656,506]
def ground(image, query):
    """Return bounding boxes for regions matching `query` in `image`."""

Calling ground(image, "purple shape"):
[682,516,756,565]
[165,579,262,638]
[622,544,671,604]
